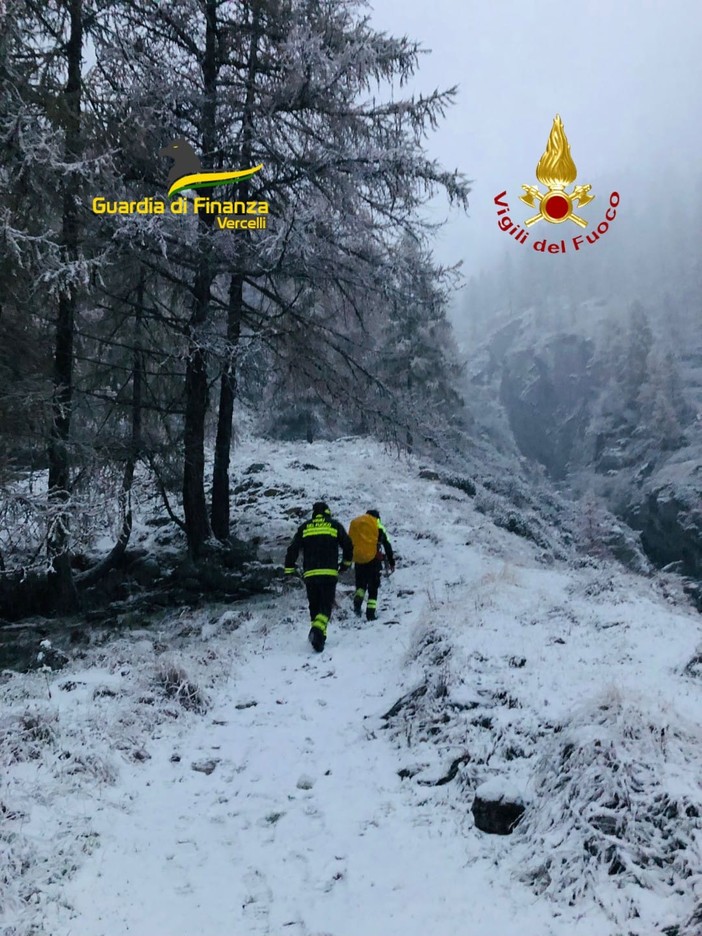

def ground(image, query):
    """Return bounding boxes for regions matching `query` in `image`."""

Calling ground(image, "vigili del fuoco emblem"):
[519,115,594,228]
[493,113,619,254]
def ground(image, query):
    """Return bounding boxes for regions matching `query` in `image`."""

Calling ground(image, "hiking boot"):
[353,596,363,617]
[365,609,376,622]
[308,626,326,652]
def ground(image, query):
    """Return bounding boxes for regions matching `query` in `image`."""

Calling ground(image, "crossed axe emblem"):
[519,183,595,228]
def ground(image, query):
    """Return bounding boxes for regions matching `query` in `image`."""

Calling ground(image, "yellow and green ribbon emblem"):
[168,165,263,199]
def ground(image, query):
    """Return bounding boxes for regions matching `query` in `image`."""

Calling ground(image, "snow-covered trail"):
[49,592,581,936]
[48,604,492,935]
[8,437,702,936]
[40,437,549,936]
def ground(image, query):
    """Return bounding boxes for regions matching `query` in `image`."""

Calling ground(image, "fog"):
[369,0,702,279]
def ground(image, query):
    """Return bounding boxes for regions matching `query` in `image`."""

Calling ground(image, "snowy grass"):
[514,690,702,929]
[1,434,702,936]
[0,606,236,936]
[383,527,702,933]
[153,659,210,714]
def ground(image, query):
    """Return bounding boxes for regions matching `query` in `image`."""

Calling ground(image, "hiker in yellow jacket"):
[348,509,395,621]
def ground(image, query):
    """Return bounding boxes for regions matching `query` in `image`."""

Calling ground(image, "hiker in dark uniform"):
[349,509,395,621]
[284,501,353,652]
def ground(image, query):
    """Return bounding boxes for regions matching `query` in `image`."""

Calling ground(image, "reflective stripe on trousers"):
[312,613,329,636]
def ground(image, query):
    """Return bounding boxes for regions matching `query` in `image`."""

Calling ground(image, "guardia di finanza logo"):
[91,138,268,231]
[493,115,619,255]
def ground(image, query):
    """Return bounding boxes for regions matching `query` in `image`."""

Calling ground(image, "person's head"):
[312,501,331,517]
[367,509,380,519]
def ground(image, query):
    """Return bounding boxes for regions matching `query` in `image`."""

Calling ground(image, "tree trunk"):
[47,0,82,611]
[78,269,144,587]
[210,3,260,541]
[182,0,218,557]
[211,272,243,540]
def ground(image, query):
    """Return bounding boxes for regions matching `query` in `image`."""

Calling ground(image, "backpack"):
[348,514,379,564]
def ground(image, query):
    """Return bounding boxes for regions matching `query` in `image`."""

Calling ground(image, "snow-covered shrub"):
[0,708,57,765]
[514,690,702,924]
[154,661,209,714]
[443,474,477,497]
[0,827,36,922]
[675,902,702,936]
[56,750,118,785]
[404,621,452,673]
[473,485,563,559]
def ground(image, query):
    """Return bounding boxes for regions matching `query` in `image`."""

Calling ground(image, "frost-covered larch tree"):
[0,0,113,608]
[374,234,466,452]
[103,0,470,553]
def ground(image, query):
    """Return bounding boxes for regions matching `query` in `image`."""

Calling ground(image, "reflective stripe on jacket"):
[285,512,353,578]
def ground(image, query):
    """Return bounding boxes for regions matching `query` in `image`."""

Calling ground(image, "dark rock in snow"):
[683,653,702,678]
[683,580,702,612]
[129,556,162,586]
[472,779,525,835]
[628,465,702,581]
[419,469,440,480]
[284,505,307,518]
[397,766,420,780]
[119,548,148,567]
[191,759,218,775]
[288,460,320,471]
[144,516,172,528]
[233,478,263,495]
[93,686,118,699]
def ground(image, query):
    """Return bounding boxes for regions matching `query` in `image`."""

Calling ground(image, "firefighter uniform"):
[284,502,353,651]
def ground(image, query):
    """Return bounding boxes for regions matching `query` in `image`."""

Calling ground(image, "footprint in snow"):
[242,868,274,927]
[323,864,347,892]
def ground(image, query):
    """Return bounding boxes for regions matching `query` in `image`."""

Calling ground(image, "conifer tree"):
[104,0,470,549]
[1,0,106,606]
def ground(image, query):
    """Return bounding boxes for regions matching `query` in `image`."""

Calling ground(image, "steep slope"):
[462,303,702,587]
[2,436,702,936]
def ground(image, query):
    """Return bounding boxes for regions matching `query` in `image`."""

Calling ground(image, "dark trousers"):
[305,576,337,634]
[354,558,382,609]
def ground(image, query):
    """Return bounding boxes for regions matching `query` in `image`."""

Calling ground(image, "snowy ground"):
[2,436,702,936]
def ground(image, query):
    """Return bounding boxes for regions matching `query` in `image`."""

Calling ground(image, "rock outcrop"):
[472,779,526,835]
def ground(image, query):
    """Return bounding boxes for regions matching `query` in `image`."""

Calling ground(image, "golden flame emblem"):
[519,115,594,227]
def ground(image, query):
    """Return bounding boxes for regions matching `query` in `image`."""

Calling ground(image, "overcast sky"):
[368,0,702,280]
